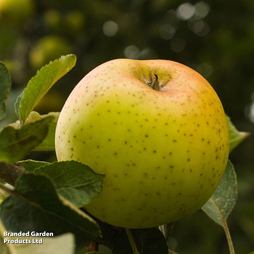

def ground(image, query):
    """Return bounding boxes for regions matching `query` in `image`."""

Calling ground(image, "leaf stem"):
[125,228,139,254]
[224,222,235,254]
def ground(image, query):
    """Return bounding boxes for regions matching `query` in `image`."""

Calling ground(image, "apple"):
[55,59,229,228]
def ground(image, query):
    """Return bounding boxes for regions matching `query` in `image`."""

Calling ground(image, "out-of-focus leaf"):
[226,115,250,152]
[15,54,76,124]
[0,174,101,250]
[112,228,168,254]
[0,219,75,254]
[0,116,54,163]
[16,234,75,254]
[0,61,11,121]
[202,160,237,226]
[34,161,105,207]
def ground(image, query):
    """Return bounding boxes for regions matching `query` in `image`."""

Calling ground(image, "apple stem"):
[125,228,140,254]
[149,74,160,91]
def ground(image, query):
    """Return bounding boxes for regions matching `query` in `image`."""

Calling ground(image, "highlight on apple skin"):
[55,59,230,229]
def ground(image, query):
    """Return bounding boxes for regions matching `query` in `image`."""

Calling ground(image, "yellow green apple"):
[55,59,230,228]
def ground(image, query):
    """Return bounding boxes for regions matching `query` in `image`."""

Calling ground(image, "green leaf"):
[0,115,54,163]
[0,61,11,121]
[34,161,105,207]
[112,228,169,254]
[15,54,76,124]
[0,174,101,250]
[202,160,237,226]
[226,115,250,152]
[202,160,237,254]
[23,111,59,151]
[19,159,50,172]
[34,112,59,151]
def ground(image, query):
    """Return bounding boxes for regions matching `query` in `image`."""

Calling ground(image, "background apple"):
[29,35,72,69]
[55,59,230,229]
[0,0,34,28]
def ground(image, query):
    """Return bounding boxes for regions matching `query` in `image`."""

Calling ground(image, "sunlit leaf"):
[226,115,250,152]
[15,54,76,124]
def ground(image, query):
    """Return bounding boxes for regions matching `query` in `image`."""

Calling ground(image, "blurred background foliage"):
[0,0,254,253]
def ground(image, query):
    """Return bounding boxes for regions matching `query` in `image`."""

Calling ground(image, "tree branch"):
[0,161,27,186]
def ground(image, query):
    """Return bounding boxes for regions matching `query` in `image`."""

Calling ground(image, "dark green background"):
[1,0,253,253]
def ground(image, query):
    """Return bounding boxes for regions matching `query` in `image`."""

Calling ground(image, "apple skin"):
[55,59,229,228]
